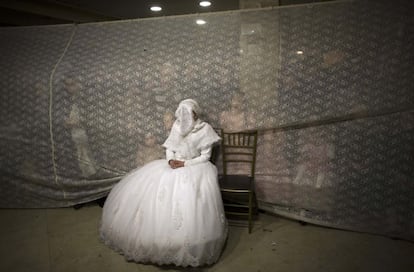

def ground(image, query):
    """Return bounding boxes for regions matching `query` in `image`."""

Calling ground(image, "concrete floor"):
[1,205,413,272]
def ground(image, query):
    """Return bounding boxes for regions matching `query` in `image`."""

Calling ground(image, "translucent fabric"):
[0,0,413,241]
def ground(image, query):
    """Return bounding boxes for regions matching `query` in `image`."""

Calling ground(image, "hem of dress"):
[98,223,226,268]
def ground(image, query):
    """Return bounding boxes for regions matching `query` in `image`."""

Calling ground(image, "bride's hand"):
[168,160,184,169]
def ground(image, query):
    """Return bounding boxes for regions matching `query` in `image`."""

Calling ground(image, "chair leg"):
[253,191,259,215]
[248,191,253,233]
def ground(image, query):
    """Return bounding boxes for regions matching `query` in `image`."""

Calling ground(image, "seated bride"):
[100,98,228,267]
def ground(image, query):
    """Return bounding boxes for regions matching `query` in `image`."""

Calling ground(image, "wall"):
[0,0,413,240]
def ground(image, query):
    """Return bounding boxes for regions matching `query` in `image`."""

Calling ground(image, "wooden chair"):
[219,130,258,233]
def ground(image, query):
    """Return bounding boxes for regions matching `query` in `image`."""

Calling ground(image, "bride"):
[100,99,228,267]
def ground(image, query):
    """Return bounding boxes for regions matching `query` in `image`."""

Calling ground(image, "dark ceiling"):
[0,0,333,27]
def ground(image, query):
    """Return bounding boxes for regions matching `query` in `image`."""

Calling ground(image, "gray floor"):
[1,205,413,272]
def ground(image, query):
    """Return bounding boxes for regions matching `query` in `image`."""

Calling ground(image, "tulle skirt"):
[99,159,228,267]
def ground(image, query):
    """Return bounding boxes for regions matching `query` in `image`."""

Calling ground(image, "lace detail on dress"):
[157,186,166,202]
[220,213,226,224]
[172,201,183,230]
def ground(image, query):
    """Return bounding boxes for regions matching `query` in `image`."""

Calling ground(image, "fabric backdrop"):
[0,0,413,241]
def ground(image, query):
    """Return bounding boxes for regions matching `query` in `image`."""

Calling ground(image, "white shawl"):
[162,119,220,160]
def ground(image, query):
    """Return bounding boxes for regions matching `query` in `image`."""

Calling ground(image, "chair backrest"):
[221,130,258,177]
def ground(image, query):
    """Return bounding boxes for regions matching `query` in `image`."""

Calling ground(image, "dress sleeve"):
[183,146,212,166]
[166,149,175,162]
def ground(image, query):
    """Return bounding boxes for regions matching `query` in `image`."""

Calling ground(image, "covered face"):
[175,99,200,136]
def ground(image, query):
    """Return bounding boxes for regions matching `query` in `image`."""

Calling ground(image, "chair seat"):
[219,175,253,191]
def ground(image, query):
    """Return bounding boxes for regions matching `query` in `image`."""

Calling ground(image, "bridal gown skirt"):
[100,159,228,267]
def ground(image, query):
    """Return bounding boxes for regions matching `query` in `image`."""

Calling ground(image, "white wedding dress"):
[100,118,227,267]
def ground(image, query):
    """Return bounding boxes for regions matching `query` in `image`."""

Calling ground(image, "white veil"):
[162,99,220,156]
[175,99,200,136]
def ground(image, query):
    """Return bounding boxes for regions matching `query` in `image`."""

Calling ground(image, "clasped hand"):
[168,160,184,169]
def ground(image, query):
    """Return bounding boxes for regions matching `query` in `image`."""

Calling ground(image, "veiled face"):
[176,104,194,136]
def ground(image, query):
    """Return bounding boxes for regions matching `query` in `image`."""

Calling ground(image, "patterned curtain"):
[0,0,413,240]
